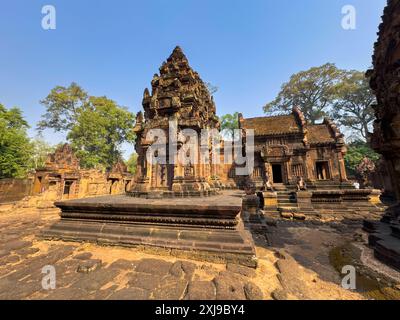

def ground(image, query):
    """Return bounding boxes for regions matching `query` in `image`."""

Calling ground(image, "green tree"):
[66,96,135,169]
[37,82,88,132]
[30,136,55,170]
[331,71,376,141]
[126,153,138,175]
[0,104,33,178]
[344,140,380,176]
[264,63,343,124]
[38,83,136,170]
[220,112,239,140]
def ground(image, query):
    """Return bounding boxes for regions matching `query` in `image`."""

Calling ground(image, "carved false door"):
[152,164,167,189]
[167,164,174,190]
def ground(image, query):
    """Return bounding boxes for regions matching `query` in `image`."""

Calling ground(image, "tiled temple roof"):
[239,108,343,145]
[240,114,301,136]
[307,124,335,144]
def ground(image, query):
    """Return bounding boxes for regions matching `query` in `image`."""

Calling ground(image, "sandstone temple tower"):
[129,46,221,197]
[364,0,400,270]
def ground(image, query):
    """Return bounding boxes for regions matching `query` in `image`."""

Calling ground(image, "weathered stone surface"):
[77,259,102,273]
[276,255,314,299]
[108,287,150,300]
[271,289,288,300]
[169,261,197,280]
[127,272,163,291]
[0,280,43,300]
[244,282,263,300]
[0,254,20,265]
[152,278,189,300]
[17,247,40,257]
[185,281,216,300]
[0,203,371,300]
[92,285,119,300]
[43,288,88,300]
[135,259,172,276]
[108,259,136,270]
[226,263,256,278]
[54,271,84,289]
[365,0,400,272]
[3,240,32,251]
[71,268,120,292]
[213,274,246,300]
[0,249,9,258]
[169,261,185,278]
[73,252,93,260]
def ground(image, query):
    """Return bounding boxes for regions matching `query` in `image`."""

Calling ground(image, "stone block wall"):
[0,178,33,203]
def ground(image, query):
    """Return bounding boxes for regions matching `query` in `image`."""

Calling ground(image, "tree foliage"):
[0,104,33,178]
[344,140,380,175]
[38,83,136,170]
[264,63,343,124]
[126,153,138,175]
[264,64,376,142]
[30,136,55,170]
[220,112,239,140]
[331,71,376,141]
[38,82,88,132]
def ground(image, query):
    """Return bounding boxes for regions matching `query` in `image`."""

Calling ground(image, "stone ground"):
[0,205,398,300]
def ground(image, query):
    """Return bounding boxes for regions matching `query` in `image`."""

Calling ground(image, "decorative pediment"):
[44,144,80,171]
[261,144,292,162]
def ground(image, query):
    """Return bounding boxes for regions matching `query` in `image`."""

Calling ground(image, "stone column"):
[306,155,315,182]
[336,150,347,182]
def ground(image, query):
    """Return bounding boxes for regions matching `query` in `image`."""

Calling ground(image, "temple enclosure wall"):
[0,178,33,203]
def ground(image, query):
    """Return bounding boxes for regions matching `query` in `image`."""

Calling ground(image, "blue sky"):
[0,0,387,158]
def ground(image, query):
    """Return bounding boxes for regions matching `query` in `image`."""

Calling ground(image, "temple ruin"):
[129,46,222,198]
[41,48,256,266]
[41,46,383,267]
[239,109,382,219]
[364,0,400,270]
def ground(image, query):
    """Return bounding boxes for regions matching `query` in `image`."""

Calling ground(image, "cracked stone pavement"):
[0,207,365,300]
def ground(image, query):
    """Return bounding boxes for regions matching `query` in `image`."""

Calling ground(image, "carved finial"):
[136,111,144,123]
[143,88,150,99]
[168,46,187,62]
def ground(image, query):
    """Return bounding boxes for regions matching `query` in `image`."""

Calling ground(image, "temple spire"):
[167,45,187,62]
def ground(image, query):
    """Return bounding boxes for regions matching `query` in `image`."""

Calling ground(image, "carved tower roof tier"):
[140,46,219,131]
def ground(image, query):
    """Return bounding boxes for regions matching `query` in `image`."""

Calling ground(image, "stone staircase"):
[264,188,318,219]
[276,190,302,219]
[277,191,297,211]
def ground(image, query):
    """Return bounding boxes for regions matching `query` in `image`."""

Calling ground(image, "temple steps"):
[277,191,297,208]
[363,219,400,271]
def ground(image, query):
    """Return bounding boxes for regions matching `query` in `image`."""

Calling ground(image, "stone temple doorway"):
[272,164,283,184]
[316,161,330,180]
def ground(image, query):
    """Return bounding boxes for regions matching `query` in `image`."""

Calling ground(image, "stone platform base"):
[126,189,219,199]
[40,191,257,267]
[363,219,400,271]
